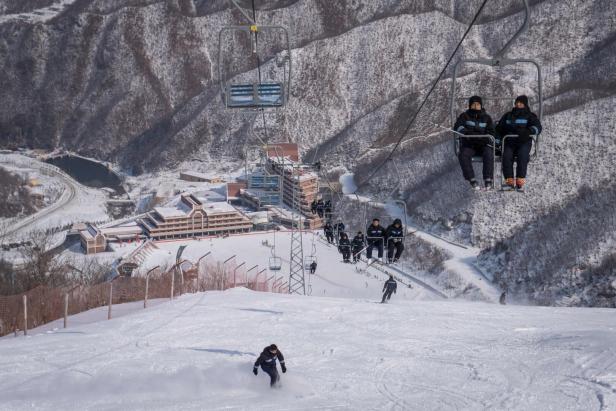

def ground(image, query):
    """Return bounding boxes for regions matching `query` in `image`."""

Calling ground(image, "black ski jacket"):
[338,237,351,251]
[386,222,404,242]
[324,224,333,234]
[453,109,495,145]
[496,107,542,138]
[351,235,365,250]
[366,224,386,240]
[383,279,397,293]
[254,347,285,369]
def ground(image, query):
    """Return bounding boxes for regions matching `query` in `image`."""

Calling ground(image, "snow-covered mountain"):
[0,0,614,306]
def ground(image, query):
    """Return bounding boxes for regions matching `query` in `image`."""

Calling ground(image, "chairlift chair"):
[363,200,409,251]
[218,24,292,110]
[304,255,317,271]
[269,256,282,271]
[449,0,543,182]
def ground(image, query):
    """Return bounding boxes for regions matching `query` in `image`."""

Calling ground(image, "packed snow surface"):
[1,289,615,410]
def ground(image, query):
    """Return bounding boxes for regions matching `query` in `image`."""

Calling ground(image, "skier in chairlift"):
[316,199,325,218]
[253,344,286,388]
[351,231,365,263]
[453,95,496,190]
[366,218,386,263]
[338,232,352,263]
[323,221,334,244]
[496,95,543,192]
[385,218,405,264]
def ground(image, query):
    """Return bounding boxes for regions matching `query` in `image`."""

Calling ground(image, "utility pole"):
[288,164,306,295]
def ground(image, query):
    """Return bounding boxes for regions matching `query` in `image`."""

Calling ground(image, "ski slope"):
[1,289,615,410]
[129,230,439,301]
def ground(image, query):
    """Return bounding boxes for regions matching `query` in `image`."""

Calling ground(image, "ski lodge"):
[138,193,252,240]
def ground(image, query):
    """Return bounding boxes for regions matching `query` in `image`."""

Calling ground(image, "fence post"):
[170,270,175,300]
[63,293,69,329]
[144,275,149,309]
[23,295,27,336]
[108,282,113,320]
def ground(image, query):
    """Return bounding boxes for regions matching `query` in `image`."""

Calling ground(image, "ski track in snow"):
[0,290,615,410]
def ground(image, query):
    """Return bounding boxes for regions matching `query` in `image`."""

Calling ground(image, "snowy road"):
[1,290,615,410]
[0,154,108,242]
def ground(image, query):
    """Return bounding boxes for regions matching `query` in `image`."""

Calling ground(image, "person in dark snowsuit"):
[381,275,397,303]
[496,95,543,192]
[453,95,496,190]
[324,200,332,217]
[338,233,352,263]
[310,199,317,215]
[335,222,346,240]
[366,218,386,261]
[309,261,317,274]
[385,219,405,263]
[499,291,506,305]
[253,344,286,387]
[323,222,334,244]
[316,199,325,218]
[351,232,365,263]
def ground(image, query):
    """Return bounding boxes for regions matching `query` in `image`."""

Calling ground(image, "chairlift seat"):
[227,82,284,108]
[269,256,282,271]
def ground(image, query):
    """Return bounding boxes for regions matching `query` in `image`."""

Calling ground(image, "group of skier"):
[454,94,543,192]
[323,217,405,265]
[310,198,332,219]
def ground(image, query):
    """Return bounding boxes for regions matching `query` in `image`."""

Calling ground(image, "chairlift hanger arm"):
[229,0,256,25]
[449,58,543,123]
[494,0,531,60]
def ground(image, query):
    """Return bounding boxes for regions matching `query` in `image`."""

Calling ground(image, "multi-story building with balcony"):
[139,193,252,240]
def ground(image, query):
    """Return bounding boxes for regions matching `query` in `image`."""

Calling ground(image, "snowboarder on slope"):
[385,219,405,263]
[453,95,496,190]
[366,218,386,262]
[253,344,286,387]
[496,95,543,192]
[382,275,397,303]
[338,232,352,263]
[323,222,334,244]
[351,231,365,263]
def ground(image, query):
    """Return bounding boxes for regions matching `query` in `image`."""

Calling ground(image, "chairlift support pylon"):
[218,1,292,110]
[449,0,543,172]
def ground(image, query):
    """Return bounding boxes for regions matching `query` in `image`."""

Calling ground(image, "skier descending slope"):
[253,344,286,387]
[381,275,397,303]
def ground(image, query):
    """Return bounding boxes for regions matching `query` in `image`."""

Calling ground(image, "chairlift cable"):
[356,0,491,190]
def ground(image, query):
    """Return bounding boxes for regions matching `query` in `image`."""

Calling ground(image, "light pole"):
[222,255,236,290]
[255,269,266,291]
[144,265,160,309]
[246,264,258,286]
[233,262,246,288]
[168,259,188,299]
